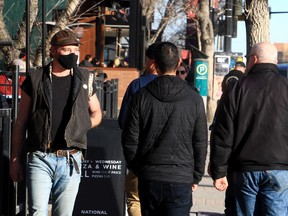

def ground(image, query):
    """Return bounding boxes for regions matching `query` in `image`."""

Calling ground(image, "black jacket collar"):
[249,63,278,74]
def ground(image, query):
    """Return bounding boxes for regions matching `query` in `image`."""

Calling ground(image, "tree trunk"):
[244,0,270,56]
[34,0,82,66]
[0,0,38,64]
[0,1,12,61]
[197,0,216,122]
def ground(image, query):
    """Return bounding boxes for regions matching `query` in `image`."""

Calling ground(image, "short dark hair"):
[154,42,179,73]
[145,43,159,60]
[179,62,189,73]
[85,54,92,60]
[235,61,245,67]
[103,73,108,79]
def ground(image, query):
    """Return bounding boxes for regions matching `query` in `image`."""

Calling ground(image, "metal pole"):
[224,0,232,52]
[116,28,122,57]
[42,0,46,67]
[128,0,138,68]
[26,0,30,76]
[21,2,30,215]
[12,66,19,122]
[10,64,20,216]
[270,11,288,14]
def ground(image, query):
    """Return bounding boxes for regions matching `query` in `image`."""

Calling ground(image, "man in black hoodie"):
[122,42,208,216]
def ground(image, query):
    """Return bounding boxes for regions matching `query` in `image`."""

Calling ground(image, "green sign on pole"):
[194,58,208,96]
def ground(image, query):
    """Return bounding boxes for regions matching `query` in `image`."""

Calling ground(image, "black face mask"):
[57,53,78,69]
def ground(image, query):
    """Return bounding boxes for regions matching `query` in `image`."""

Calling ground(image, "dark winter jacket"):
[210,63,288,180]
[79,60,94,67]
[22,65,93,151]
[122,75,208,184]
[221,69,245,93]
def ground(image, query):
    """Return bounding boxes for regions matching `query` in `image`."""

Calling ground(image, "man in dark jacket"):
[79,54,94,67]
[210,42,288,215]
[218,60,245,216]
[118,43,158,216]
[221,61,245,93]
[122,42,208,216]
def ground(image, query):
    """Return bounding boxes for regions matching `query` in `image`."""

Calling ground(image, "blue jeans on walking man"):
[233,170,288,216]
[27,150,82,216]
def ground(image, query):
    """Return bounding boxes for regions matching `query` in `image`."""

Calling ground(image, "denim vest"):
[26,65,92,151]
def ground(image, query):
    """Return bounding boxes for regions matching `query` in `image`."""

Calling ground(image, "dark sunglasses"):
[176,70,186,75]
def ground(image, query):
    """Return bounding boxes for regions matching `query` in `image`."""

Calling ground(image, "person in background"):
[176,63,199,93]
[12,51,26,73]
[123,57,129,67]
[212,61,245,216]
[210,42,288,216]
[79,54,94,67]
[118,43,159,216]
[221,61,245,93]
[176,63,188,80]
[9,29,102,215]
[92,57,107,67]
[91,57,101,67]
[0,92,9,108]
[108,57,124,68]
[103,73,108,83]
[122,42,207,216]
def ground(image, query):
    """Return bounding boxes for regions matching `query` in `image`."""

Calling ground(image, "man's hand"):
[192,184,198,192]
[213,176,228,191]
[10,158,24,182]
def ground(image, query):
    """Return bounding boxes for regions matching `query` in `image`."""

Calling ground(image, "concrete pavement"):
[189,162,225,215]
[189,135,226,216]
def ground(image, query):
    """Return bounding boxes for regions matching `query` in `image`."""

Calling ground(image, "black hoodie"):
[122,75,208,184]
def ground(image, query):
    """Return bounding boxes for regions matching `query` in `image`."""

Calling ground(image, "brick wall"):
[85,67,140,111]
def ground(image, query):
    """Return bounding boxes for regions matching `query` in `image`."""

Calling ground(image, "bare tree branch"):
[70,0,103,21]
[34,0,83,66]
[150,0,182,42]
[0,0,38,64]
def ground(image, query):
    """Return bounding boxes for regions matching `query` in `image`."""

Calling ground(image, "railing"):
[93,72,119,119]
[103,79,118,119]
[0,65,26,216]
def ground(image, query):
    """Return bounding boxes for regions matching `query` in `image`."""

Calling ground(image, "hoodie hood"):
[145,75,189,102]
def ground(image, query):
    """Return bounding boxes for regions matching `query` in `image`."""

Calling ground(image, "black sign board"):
[73,119,126,216]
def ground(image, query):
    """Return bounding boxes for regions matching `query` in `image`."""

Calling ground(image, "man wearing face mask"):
[9,29,102,215]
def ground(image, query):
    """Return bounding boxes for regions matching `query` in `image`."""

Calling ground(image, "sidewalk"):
[189,131,226,216]
[189,164,225,215]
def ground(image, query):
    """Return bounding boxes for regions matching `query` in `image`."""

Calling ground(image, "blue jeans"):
[138,180,192,216]
[26,150,82,216]
[233,170,288,216]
